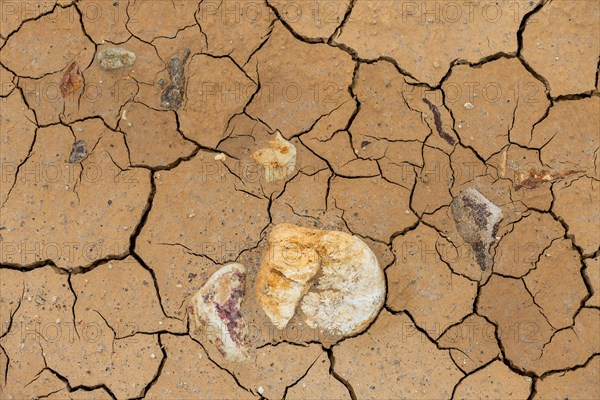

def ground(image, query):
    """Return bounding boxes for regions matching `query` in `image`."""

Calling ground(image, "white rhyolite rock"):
[255,224,386,337]
[189,263,249,362]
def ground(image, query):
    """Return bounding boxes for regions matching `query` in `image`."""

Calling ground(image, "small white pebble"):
[257,386,264,395]
[188,213,196,218]
[108,264,113,269]
[151,353,156,359]
[214,153,226,161]
[464,102,474,110]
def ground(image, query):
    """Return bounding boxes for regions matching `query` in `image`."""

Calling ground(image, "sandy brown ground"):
[0,0,599,399]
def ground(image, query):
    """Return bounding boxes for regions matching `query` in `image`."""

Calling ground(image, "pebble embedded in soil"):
[97,47,136,70]
[68,140,88,163]
[255,223,386,337]
[451,188,503,271]
[189,262,249,362]
[252,131,297,183]
[160,48,190,110]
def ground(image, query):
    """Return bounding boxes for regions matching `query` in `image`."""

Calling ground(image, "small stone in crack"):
[160,48,190,110]
[68,140,88,163]
[252,131,297,183]
[451,188,503,271]
[97,48,136,70]
[59,62,83,98]
[255,223,386,337]
[189,263,249,362]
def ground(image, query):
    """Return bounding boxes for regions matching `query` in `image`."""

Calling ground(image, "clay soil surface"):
[1,0,599,399]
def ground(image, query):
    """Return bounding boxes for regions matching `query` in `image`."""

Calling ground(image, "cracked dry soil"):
[0,0,599,399]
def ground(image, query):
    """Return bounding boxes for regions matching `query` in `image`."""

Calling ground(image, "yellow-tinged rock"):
[255,224,385,337]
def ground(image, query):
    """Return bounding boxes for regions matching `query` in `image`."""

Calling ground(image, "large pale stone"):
[255,223,385,337]
[189,263,250,362]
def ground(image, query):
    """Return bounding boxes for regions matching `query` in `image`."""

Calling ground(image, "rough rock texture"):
[334,0,539,85]
[189,263,250,362]
[67,139,88,163]
[453,360,532,399]
[59,62,84,98]
[252,131,297,182]
[451,188,503,271]
[387,225,477,338]
[256,224,385,337]
[521,0,600,96]
[97,48,136,70]
[160,48,191,110]
[333,310,463,398]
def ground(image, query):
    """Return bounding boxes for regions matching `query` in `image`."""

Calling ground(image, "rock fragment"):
[68,140,88,163]
[189,263,249,362]
[97,48,136,70]
[451,188,503,271]
[59,62,83,97]
[255,224,386,336]
[160,48,190,109]
[252,131,297,183]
